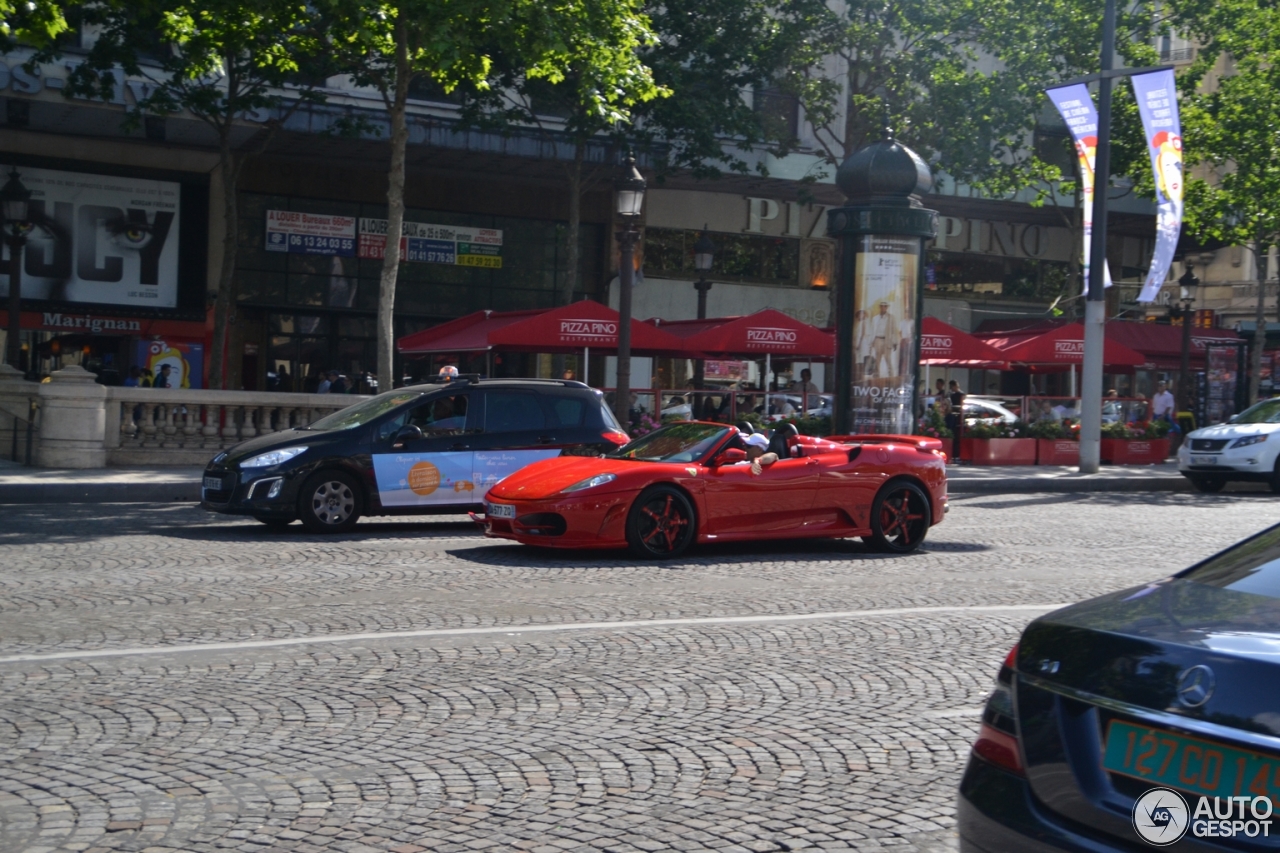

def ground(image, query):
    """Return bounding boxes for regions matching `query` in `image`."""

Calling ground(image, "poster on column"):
[1046,84,1114,291]
[851,235,918,434]
[0,166,181,308]
[1131,69,1184,303]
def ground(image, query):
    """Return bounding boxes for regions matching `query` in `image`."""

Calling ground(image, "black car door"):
[468,389,564,497]
[369,391,481,510]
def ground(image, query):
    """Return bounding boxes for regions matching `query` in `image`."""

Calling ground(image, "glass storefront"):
[232,192,604,390]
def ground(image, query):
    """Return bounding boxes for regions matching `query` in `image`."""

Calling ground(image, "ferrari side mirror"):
[715,448,747,465]
[392,424,424,447]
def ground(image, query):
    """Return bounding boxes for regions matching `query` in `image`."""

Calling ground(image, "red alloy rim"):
[640,495,689,553]
[879,488,926,545]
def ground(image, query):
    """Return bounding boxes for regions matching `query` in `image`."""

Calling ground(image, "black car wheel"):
[865,480,930,553]
[253,515,295,530]
[1190,476,1227,493]
[626,485,696,560]
[298,470,362,533]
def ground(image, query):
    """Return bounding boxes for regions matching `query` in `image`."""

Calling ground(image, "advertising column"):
[852,236,919,433]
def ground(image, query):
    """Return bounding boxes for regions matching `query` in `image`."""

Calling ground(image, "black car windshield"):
[1182,523,1280,599]
[306,391,424,431]
[1231,399,1280,425]
[608,423,730,462]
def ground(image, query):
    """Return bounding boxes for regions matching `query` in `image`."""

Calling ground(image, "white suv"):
[1178,397,1280,493]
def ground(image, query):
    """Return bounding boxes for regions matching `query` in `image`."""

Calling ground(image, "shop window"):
[754,85,800,142]
[644,228,799,286]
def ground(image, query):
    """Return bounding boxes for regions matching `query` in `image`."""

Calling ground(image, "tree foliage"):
[42,0,336,389]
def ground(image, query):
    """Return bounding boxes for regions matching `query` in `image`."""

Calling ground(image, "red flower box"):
[1036,439,1080,465]
[967,438,1037,466]
[1100,438,1169,464]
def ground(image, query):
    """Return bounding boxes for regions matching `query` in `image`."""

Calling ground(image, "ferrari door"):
[811,446,885,531]
[701,457,819,535]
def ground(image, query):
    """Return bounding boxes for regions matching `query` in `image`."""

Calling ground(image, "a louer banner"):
[1131,69,1183,303]
[1046,84,1113,291]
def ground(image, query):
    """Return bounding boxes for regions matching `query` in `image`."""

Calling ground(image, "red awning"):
[981,322,1146,372]
[396,300,692,356]
[651,309,836,359]
[919,317,1011,368]
[1103,320,1241,368]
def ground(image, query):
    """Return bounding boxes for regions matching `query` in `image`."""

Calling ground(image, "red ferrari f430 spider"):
[478,422,947,559]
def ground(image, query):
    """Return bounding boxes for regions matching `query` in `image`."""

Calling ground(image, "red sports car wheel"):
[866,481,930,553]
[626,486,696,559]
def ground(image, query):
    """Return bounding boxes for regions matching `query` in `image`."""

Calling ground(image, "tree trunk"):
[564,143,583,307]
[209,141,240,390]
[1250,241,1267,405]
[377,20,411,391]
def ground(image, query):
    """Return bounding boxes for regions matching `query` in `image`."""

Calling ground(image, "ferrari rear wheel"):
[626,485,696,560]
[866,480,930,554]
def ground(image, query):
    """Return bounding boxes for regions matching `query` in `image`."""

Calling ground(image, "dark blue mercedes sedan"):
[960,524,1280,852]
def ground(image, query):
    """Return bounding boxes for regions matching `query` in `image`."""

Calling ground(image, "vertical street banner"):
[851,235,918,434]
[1131,69,1184,303]
[1046,84,1113,291]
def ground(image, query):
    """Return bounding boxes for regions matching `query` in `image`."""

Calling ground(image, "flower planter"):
[1036,439,1080,466]
[967,438,1037,465]
[1100,438,1170,464]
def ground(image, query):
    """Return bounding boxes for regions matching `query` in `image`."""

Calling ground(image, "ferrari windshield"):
[608,423,731,462]
[306,391,424,431]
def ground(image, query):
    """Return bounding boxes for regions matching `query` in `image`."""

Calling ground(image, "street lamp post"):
[1175,262,1199,416]
[691,229,716,390]
[1,168,32,371]
[614,155,646,430]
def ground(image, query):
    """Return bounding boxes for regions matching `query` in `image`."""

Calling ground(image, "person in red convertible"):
[478,422,948,559]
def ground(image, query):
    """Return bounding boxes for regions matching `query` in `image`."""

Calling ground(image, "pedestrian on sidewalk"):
[316,372,332,394]
[1152,381,1175,423]
[154,364,174,389]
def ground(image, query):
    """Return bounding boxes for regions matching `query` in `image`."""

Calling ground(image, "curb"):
[948,476,1189,495]
[0,483,202,504]
[0,475,1190,504]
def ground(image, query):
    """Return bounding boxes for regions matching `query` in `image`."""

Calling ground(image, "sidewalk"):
[0,457,1204,504]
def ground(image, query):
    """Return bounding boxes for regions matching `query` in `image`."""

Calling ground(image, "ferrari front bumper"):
[481,492,634,549]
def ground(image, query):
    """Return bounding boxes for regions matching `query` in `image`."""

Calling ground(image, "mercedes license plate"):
[487,502,516,519]
[1103,720,1280,804]
[203,476,224,490]
[1191,455,1218,466]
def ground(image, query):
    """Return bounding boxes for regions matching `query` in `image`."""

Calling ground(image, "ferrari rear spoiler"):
[826,434,946,455]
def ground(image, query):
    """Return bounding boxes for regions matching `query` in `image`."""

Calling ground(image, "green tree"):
[1,1,68,45]
[329,0,660,389]
[45,0,334,389]
[1165,0,1280,403]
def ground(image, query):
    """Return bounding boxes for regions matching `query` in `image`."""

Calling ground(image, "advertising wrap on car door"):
[373,450,560,507]
[0,166,181,308]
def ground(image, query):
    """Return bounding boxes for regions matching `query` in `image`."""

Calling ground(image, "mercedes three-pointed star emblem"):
[1176,664,1215,708]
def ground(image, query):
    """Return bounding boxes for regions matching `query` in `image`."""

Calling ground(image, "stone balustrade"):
[105,386,370,466]
[0,364,369,468]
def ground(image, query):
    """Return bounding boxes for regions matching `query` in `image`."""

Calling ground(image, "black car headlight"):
[1231,434,1268,449]
[242,446,306,468]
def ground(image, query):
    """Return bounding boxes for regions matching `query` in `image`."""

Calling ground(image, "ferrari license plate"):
[1191,455,1218,465]
[1103,720,1280,805]
[203,475,224,490]
[486,502,516,519]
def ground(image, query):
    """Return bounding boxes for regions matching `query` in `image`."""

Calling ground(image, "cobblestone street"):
[1,493,1276,853]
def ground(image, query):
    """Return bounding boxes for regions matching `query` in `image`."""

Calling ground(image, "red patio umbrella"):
[652,309,836,359]
[919,317,1011,368]
[397,300,691,357]
[982,322,1146,372]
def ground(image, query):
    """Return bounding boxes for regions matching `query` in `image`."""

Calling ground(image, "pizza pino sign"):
[921,334,953,355]
[1054,340,1085,360]
[558,319,617,344]
[745,327,799,350]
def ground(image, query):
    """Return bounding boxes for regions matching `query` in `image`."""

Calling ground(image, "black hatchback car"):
[959,524,1280,852]
[200,377,631,532]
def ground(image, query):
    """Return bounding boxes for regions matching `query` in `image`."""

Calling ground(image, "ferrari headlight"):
[1231,434,1268,449]
[241,446,306,468]
[561,473,617,493]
